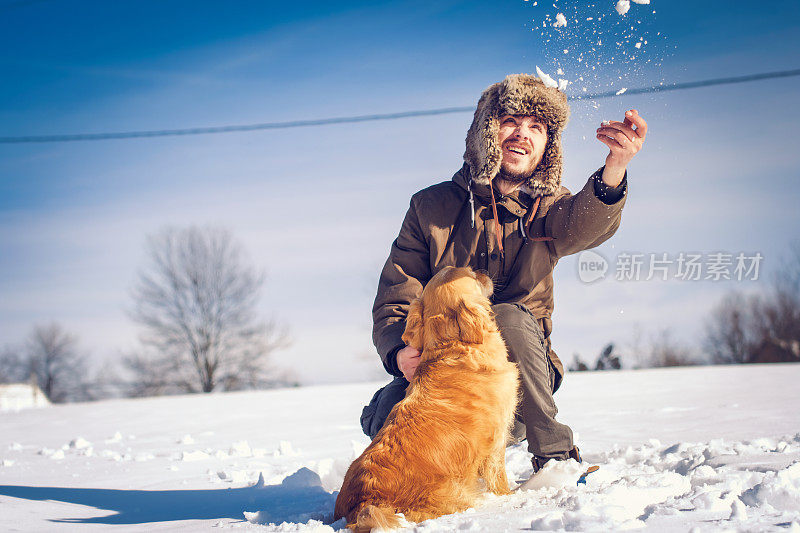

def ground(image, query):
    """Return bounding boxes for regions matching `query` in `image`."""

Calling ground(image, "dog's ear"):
[401,298,424,350]
[456,298,491,344]
[426,313,450,345]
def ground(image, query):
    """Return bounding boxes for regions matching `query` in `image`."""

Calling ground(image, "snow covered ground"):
[2,364,799,532]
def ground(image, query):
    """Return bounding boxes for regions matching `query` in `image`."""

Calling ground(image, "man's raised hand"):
[596,108,648,187]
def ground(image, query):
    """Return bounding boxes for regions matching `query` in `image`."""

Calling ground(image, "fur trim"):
[463,73,570,196]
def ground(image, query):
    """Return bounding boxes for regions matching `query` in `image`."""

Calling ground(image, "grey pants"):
[361,303,574,461]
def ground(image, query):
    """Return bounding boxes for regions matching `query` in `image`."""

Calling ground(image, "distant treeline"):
[570,243,800,371]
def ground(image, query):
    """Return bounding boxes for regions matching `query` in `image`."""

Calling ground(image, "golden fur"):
[334,266,519,532]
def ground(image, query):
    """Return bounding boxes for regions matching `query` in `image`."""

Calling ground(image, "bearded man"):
[363,73,647,472]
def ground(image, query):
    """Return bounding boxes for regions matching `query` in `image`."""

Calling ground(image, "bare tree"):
[704,291,757,364]
[130,226,288,394]
[121,349,174,397]
[749,243,800,363]
[704,242,800,365]
[0,345,27,383]
[26,323,88,403]
[648,329,698,367]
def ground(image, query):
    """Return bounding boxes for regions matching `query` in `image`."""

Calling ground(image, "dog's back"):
[335,340,518,529]
[336,266,519,531]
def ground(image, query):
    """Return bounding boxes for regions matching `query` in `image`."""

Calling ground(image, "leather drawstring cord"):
[488,182,504,259]
[473,180,553,258]
[529,195,542,227]
[521,195,554,243]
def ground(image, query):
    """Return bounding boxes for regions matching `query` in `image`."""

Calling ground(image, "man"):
[362,73,647,472]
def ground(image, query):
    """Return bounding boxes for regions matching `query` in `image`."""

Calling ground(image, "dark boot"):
[532,445,582,473]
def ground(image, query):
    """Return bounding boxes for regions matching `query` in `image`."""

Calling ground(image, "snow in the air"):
[523,0,667,117]
[535,65,558,88]
[2,364,800,531]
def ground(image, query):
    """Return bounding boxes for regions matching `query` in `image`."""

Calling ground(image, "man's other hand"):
[397,345,421,381]
[596,108,648,187]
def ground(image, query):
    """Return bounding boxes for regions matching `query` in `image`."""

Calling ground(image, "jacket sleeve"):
[372,196,431,376]
[544,166,627,258]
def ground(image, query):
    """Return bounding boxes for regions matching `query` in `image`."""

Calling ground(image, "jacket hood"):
[463,73,570,196]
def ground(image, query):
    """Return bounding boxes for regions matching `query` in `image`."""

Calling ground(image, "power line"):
[1,68,798,144]
[1,107,477,144]
[570,68,800,100]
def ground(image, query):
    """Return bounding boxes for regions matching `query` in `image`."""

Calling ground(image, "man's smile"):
[503,143,530,156]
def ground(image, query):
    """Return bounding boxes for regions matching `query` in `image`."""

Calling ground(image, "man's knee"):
[492,303,533,330]
[493,303,544,342]
[360,376,409,439]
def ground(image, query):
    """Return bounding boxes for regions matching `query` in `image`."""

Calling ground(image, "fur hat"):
[463,73,570,196]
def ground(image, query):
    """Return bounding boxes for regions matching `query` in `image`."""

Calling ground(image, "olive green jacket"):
[372,163,627,381]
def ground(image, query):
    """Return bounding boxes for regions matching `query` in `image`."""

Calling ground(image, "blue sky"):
[1,0,799,384]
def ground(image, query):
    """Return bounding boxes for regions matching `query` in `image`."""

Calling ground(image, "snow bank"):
[742,461,800,511]
[0,383,50,412]
[1,365,799,531]
[242,468,337,527]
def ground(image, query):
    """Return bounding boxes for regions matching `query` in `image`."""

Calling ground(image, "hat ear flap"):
[464,84,502,185]
[528,131,562,196]
[401,298,424,351]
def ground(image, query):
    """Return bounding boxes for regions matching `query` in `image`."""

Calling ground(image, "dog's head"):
[402,266,494,351]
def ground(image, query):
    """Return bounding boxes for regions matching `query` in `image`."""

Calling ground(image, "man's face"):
[497,114,548,182]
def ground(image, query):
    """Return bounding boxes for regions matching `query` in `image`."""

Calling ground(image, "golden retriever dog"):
[334,266,519,532]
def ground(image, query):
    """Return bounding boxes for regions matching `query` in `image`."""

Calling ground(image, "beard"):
[498,162,536,184]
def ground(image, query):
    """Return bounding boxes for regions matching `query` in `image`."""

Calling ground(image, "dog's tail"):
[348,504,401,532]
